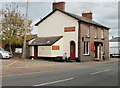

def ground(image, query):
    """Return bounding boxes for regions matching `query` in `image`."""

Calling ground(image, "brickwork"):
[79,22,109,61]
[104,29,109,60]
[82,12,93,20]
[52,2,65,11]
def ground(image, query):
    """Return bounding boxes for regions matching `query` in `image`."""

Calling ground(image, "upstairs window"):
[86,25,90,38]
[101,29,104,39]
[84,41,90,55]
[94,27,98,39]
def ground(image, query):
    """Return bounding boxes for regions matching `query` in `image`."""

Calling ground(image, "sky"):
[1,0,119,39]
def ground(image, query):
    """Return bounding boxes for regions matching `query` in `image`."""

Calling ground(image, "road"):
[2,61,119,86]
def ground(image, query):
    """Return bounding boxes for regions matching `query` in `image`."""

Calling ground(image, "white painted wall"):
[109,42,120,54]
[63,28,78,58]
[38,46,51,57]
[109,42,119,47]
[51,37,63,57]
[37,10,79,58]
[30,46,34,56]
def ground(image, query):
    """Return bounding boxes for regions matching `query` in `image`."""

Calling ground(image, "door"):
[34,46,38,59]
[70,41,75,60]
[101,44,104,60]
[95,45,98,58]
[94,45,100,60]
[101,46,103,60]
[97,46,100,60]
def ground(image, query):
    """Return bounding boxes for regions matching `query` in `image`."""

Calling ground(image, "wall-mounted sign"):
[64,27,75,32]
[52,46,60,50]
[91,43,95,51]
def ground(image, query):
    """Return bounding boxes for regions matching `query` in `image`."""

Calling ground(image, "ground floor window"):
[84,41,89,55]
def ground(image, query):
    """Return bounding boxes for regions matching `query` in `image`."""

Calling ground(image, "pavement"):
[1,58,119,86]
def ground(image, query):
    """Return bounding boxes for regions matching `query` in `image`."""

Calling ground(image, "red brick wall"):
[79,22,109,61]
[103,29,109,60]
[52,2,65,11]
[82,12,93,20]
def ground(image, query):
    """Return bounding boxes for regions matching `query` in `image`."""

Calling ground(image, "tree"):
[22,1,29,59]
[0,2,32,55]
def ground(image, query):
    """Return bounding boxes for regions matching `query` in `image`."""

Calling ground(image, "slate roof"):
[26,34,37,42]
[35,9,109,29]
[110,37,120,42]
[29,36,63,46]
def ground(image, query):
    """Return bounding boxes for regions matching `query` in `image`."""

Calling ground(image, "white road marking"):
[91,69,111,75]
[102,69,111,72]
[34,78,74,86]
[91,71,102,75]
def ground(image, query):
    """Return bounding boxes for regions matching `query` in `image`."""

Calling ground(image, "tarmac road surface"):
[2,60,119,86]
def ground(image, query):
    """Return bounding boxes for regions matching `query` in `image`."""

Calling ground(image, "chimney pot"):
[52,2,65,11]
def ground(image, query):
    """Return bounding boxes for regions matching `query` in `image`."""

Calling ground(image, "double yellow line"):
[1,66,82,78]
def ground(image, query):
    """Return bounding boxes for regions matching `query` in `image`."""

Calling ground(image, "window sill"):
[101,38,104,40]
[94,37,98,39]
[86,36,90,38]
[84,54,90,56]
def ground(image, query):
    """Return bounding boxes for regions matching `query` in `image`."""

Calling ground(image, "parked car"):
[0,47,12,59]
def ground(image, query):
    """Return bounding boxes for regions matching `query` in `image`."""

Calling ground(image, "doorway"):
[70,41,76,60]
[95,45,98,58]
[34,46,38,59]
[94,42,103,60]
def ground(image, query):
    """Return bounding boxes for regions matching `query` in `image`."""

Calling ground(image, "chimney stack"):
[82,11,93,20]
[52,2,65,11]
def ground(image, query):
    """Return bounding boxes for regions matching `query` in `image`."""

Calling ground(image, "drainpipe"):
[78,21,81,62]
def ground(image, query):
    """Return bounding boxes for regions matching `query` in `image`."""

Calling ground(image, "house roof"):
[110,37,120,42]
[26,34,37,42]
[35,9,110,29]
[29,36,63,46]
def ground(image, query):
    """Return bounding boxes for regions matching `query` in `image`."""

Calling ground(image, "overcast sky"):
[1,1,119,39]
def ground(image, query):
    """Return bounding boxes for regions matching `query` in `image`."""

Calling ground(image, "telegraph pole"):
[0,9,2,47]
[22,0,29,59]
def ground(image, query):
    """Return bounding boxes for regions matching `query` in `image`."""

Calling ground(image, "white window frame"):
[86,25,90,38]
[101,29,104,39]
[84,41,90,55]
[101,43,105,60]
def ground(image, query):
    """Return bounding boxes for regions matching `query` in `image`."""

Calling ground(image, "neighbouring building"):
[109,36,120,57]
[14,34,37,58]
[30,2,110,61]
